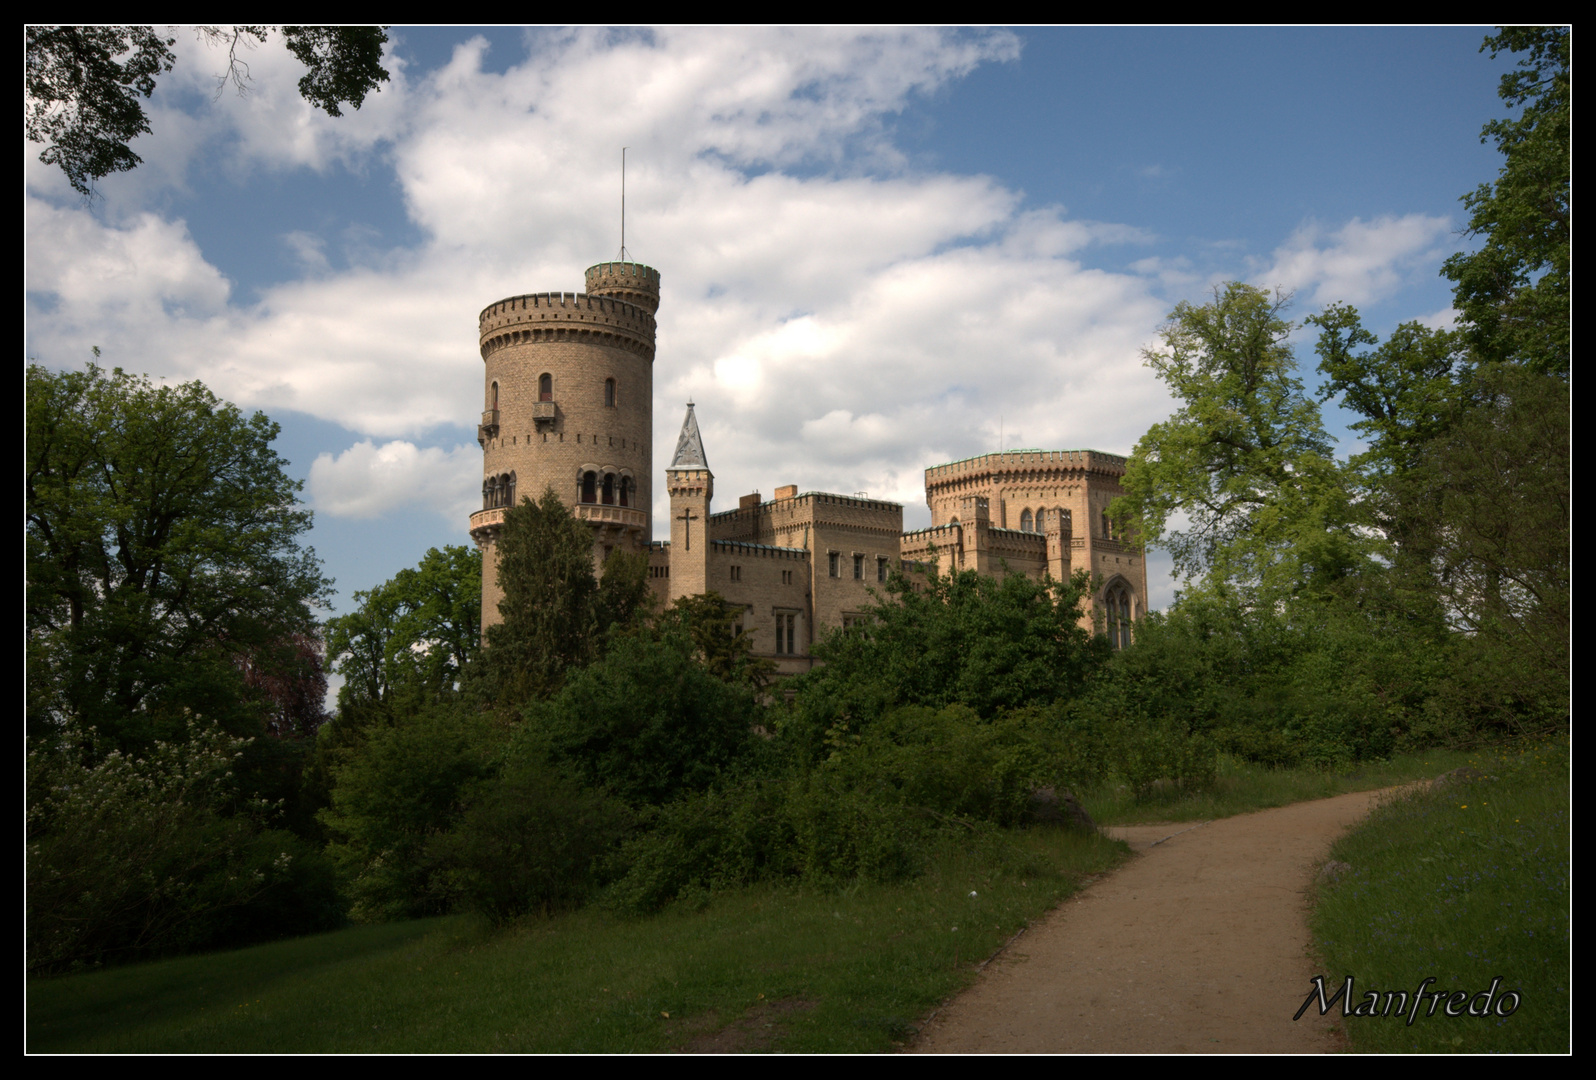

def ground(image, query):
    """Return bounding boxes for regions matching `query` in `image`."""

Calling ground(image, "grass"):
[33,744,1561,1053]
[1306,736,1569,1053]
[1082,746,1482,826]
[27,825,1128,1053]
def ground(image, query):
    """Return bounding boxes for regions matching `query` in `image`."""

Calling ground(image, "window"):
[1105,583,1133,650]
[730,565,741,582]
[490,381,499,410]
[853,554,864,579]
[605,378,616,407]
[829,553,839,577]
[581,470,597,503]
[781,569,793,585]
[1020,509,1033,533]
[539,373,553,401]
[877,557,888,582]
[1102,511,1113,540]
[619,476,633,507]
[602,473,615,505]
[775,611,798,654]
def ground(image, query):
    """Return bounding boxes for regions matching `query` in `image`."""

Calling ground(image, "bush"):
[429,754,631,923]
[527,631,761,806]
[319,703,502,922]
[27,720,341,973]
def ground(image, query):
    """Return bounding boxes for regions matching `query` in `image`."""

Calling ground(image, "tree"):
[1114,284,1363,602]
[788,562,1107,736]
[527,631,763,807]
[483,488,650,707]
[26,362,333,749]
[26,25,389,198]
[324,546,482,716]
[665,591,777,689]
[1440,27,1570,375]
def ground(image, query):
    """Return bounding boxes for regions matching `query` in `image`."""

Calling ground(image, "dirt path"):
[910,788,1399,1053]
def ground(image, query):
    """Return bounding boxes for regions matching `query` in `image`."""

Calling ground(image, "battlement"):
[585,261,661,315]
[479,290,657,362]
[924,448,1128,487]
[900,523,960,542]
[710,491,903,522]
[708,539,810,561]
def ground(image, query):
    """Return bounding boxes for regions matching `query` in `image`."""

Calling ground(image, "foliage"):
[26,25,389,198]
[1400,363,1568,733]
[429,753,631,924]
[1115,284,1363,603]
[483,488,650,707]
[607,702,1106,912]
[664,590,777,689]
[26,363,333,751]
[318,703,503,922]
[1440,27,1569,376]
[26,719,341,974]
[787,563,1106,751]
[324,545,481,715]
[525,630,763,807]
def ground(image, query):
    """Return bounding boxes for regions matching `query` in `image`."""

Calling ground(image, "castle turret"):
[666,402,712,602]
[470,260,660,632]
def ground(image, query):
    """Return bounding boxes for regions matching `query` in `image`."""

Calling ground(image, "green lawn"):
[28,827,1127,1053]
[1307,737,1570,1053]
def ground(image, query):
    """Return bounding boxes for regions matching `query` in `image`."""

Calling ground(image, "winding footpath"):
[910,788,1399,1053]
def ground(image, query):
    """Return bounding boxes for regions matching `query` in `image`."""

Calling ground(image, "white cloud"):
[307,439,480,521]
[1253,214,1452,307]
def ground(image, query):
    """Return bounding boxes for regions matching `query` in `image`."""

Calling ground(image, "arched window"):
[581,471,597,503]
[619,476,633,507]
[490,381,499,410]
[1020,509,1033,533]
[601,473,615,505]
[482,478,491,509]
[539,373,553,402]
[1105,582,1133,650]
[605,378,616,407]
[506,471,516,507]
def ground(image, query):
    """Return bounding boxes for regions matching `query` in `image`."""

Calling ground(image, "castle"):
[467,259,1147,672]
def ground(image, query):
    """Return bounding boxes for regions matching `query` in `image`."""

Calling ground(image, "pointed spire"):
[669,401,711,472]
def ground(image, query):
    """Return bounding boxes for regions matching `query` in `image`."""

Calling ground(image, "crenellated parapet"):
[584,261,661,314]
[479,291,657,362]
[708,540,810,561]
[924,449,1126,499]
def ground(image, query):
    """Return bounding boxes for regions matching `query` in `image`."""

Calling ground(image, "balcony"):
[574,503,648,531]
[531,400,557,431]
[477,408,499,446]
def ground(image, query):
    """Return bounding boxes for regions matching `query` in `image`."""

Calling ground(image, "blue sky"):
[25,26,1515,623]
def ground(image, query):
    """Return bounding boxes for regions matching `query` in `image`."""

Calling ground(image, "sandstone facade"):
[470,259,1147,665]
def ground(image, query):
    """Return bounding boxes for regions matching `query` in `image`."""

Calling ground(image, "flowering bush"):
[27,719,338,973]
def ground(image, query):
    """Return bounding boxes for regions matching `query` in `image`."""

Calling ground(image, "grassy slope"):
[28,828,1127,1052]
[1306,737,1570,1053]
[32,744,1561,1052]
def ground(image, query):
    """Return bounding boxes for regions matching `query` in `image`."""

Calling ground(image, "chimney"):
[775,485,797,500]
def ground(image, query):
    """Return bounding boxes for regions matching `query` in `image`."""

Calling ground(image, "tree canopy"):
[26,362,333,748]
[483,488,651,707]
[25,25,389,197]
[789,562,1107,730]
[324,546,481,716]
[1441,26,1569,375]
[1114,284,1362,603]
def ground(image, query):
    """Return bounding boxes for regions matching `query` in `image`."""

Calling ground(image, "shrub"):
[26,719,340,973]
[429,754,631,923]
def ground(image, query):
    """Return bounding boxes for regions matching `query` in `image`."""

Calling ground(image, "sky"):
[25,26,1518,623]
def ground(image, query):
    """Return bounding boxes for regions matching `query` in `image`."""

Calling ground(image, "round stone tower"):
[469,260,661,630]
